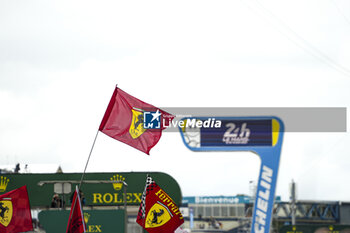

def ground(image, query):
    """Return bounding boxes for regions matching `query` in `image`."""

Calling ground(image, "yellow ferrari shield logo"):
[0,199,13,227]
[129,109,146,139]
[145,203,171,228]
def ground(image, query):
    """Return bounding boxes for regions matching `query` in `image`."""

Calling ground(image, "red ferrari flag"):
[66,186,86,233]
[99,87,174,154]
[136,176,184,233]
[0,186,33,233]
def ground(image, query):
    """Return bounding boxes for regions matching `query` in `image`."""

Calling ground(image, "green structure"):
[39,209,125,233]
[0,172,182,208]
[0,172,182,233]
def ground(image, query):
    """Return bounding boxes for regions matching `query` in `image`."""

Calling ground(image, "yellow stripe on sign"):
[272,119,280,146]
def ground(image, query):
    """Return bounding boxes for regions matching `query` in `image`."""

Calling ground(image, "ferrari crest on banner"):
[129,108,147,139]
[0,186,33,233]
[0,199,13,227]
[137,176,184,233]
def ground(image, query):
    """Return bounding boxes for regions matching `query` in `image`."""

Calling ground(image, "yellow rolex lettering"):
[93,193,103,204]
[92,192,145,204]
[133,193,142,203]
[87,225,102,232]
[95,225,102,232]
[113,193,123,204]
[103,193,113,203]
[126,193,133,203]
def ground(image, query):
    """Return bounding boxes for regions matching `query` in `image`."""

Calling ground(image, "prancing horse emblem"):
[0,200,13,227]
[129,109,146,139]
[151,209,164,225]
[145,203,171,228]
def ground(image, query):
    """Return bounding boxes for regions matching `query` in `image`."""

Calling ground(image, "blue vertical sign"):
[189,207,194,229]
[178,117,284,233]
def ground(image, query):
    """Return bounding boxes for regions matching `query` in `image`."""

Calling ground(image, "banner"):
[66,186,86,233]
[0,186,33,233]
[99,87,174,154]
[137,176,184,233]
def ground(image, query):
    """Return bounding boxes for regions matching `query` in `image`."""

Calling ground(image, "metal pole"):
[79,130,99,190]
[62,183,65,209]
[123,183,128,233]
[291,180,296,226]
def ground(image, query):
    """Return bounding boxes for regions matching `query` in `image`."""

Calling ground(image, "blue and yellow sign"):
[179,116,284,233]
[200,119,276,147]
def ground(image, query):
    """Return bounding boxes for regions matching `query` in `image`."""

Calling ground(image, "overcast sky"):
[1,0,350,202]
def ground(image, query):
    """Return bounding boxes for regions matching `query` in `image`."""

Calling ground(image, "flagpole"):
[79,85,118,188]
[79,129,100,190]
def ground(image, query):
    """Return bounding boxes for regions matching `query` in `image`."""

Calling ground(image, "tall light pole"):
[290,180,296,226]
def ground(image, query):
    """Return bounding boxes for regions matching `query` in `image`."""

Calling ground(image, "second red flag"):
[99,87,174,154]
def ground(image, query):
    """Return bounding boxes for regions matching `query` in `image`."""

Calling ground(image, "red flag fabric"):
[136,176,184,233]
[66,186,86,233]
[0,186,33,233]
[99,87,174,154]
